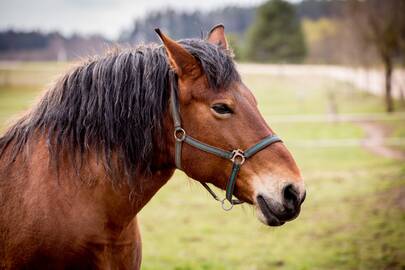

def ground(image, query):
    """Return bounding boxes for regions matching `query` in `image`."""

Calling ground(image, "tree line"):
[1,0,404,111]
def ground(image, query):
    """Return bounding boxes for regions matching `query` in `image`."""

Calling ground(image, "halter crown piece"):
[170,82,282,211]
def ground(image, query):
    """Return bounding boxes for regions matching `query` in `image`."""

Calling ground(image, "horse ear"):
[155,28,201,79]
[207,24,228,50]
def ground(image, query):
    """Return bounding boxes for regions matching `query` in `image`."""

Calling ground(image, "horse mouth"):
[256,195,285,227]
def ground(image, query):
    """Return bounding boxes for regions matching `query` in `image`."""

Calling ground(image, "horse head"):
[157,25,306,226]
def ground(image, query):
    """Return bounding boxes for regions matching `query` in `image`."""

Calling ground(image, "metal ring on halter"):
[221,198,234,211]
[174,127,186,142]
[231,149,245,165]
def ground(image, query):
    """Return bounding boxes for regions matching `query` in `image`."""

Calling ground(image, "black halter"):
[170,83,282,210]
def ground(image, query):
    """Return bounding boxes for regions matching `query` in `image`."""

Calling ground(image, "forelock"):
[178,39,240,90]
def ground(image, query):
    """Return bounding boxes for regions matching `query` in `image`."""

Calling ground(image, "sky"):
[0,0,276,40]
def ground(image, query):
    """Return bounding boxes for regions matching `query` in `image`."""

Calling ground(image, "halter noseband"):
[170,83,282,211]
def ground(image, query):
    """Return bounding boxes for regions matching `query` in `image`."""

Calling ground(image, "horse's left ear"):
[155,28,201,80]
[207,24,228,50]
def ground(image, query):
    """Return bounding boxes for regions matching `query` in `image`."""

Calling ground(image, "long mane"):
[0,39,240,181]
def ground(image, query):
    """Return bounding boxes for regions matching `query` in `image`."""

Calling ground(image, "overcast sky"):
[0,0,281,39]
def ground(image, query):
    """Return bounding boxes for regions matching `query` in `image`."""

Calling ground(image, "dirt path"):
[358,121,405,160]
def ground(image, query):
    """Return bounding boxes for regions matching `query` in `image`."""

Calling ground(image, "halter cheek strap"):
[170,83,282,211]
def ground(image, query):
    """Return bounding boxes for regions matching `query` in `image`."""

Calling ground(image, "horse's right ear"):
[155,28,201,80]
[207,24,228,50]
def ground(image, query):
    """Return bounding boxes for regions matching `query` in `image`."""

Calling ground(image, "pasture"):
[0,62,404,270]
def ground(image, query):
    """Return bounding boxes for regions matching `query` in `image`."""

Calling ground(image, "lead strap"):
[225,163,241,203]
[175,140,182,169]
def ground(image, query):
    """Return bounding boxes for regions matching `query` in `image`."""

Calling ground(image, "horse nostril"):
[282,184,300,210]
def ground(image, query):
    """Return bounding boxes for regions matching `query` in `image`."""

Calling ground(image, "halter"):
[170,82,282,211]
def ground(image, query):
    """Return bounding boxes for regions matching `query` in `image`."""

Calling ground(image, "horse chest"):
[2,228,142,270]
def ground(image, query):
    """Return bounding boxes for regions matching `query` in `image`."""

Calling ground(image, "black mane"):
[0,39,240,181]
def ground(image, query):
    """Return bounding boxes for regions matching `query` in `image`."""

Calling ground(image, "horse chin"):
[255,198,286,227]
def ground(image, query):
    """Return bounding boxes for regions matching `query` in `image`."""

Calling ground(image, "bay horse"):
[0,25,305,269]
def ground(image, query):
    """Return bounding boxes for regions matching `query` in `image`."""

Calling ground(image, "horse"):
[0,25,306,269]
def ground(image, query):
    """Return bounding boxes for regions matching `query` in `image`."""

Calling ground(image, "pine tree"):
[245,0,306,63]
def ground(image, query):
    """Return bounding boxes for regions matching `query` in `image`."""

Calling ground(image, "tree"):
[245,0,306,63]
[348,0,405,112]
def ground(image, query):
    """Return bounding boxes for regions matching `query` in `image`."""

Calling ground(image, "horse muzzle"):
[256,184,306,226]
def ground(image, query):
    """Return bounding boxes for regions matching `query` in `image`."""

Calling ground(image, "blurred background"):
[0,0,404,269]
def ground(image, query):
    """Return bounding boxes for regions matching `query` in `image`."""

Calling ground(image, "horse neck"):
[1,133,176,232]
[74,133,176,227]
[61,136,176,224]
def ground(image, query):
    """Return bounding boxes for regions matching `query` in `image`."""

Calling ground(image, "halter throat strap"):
[170,82,282,210]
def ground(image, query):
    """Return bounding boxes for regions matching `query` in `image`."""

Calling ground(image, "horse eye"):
[211,103,233,114]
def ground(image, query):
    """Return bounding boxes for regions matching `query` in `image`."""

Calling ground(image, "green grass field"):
[0,62,404,270]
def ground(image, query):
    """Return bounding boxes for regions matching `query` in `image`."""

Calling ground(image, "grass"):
[245,74,405,115]
[0,85,43,126]
[0,62,404,270]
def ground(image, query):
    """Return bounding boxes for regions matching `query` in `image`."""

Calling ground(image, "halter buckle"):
[174,127,186,142]
[231,149,245,165]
